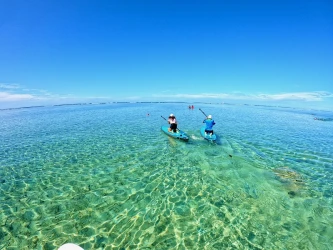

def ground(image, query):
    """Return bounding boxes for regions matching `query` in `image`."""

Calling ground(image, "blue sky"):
[1,0,332,110]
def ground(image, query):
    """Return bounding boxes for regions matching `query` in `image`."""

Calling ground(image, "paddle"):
[199,108,208,117]
[199,108,232,158]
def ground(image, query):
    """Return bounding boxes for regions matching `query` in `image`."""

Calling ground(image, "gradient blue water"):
[0,103,332,249]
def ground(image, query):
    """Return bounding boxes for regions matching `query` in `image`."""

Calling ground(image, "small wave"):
[190,135,201,140]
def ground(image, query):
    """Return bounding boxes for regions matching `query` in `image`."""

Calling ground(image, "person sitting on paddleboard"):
[203,115,216,135]
[168,114,178,132]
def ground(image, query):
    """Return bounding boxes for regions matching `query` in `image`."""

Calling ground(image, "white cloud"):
[153,91,333,102]
[0,83,21,89]
[0,83,75,102]
[1,81,332,110]
[0,92,34,101]
[256,92,333,101]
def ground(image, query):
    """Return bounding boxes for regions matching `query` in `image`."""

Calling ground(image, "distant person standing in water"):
[168,114,178,132]
[203,115,215,135]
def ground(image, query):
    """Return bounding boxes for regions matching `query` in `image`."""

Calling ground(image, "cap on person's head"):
[207,115,212,119]
[169,114,175,117]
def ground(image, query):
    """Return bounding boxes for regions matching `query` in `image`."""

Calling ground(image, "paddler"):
[203,115,216,136]
[168,114,178,132]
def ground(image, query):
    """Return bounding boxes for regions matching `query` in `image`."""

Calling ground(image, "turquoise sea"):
[0,103,332,250]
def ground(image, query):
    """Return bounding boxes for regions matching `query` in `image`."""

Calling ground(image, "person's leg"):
[171,124,177,132]
[205,129,213,136]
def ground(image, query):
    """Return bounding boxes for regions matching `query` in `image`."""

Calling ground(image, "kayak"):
[200,126,217,142]
[161,126,189,141]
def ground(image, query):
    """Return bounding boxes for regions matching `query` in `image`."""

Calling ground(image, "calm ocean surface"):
[0,103,332,249]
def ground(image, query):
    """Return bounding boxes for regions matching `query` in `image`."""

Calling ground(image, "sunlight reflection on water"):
[0,103,332,249]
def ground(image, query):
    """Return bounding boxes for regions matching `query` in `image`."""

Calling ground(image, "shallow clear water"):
[0,103,332,249]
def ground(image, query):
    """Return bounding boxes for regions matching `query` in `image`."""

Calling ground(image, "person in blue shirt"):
[203,115,216,135]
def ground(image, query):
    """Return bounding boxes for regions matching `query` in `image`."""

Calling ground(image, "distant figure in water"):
[191,105,194,109]
[168,114,178,132]
[189,105,191,109]
[203,115,216,136]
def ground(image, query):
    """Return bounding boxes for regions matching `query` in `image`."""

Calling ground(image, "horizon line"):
[1,101,331,113]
